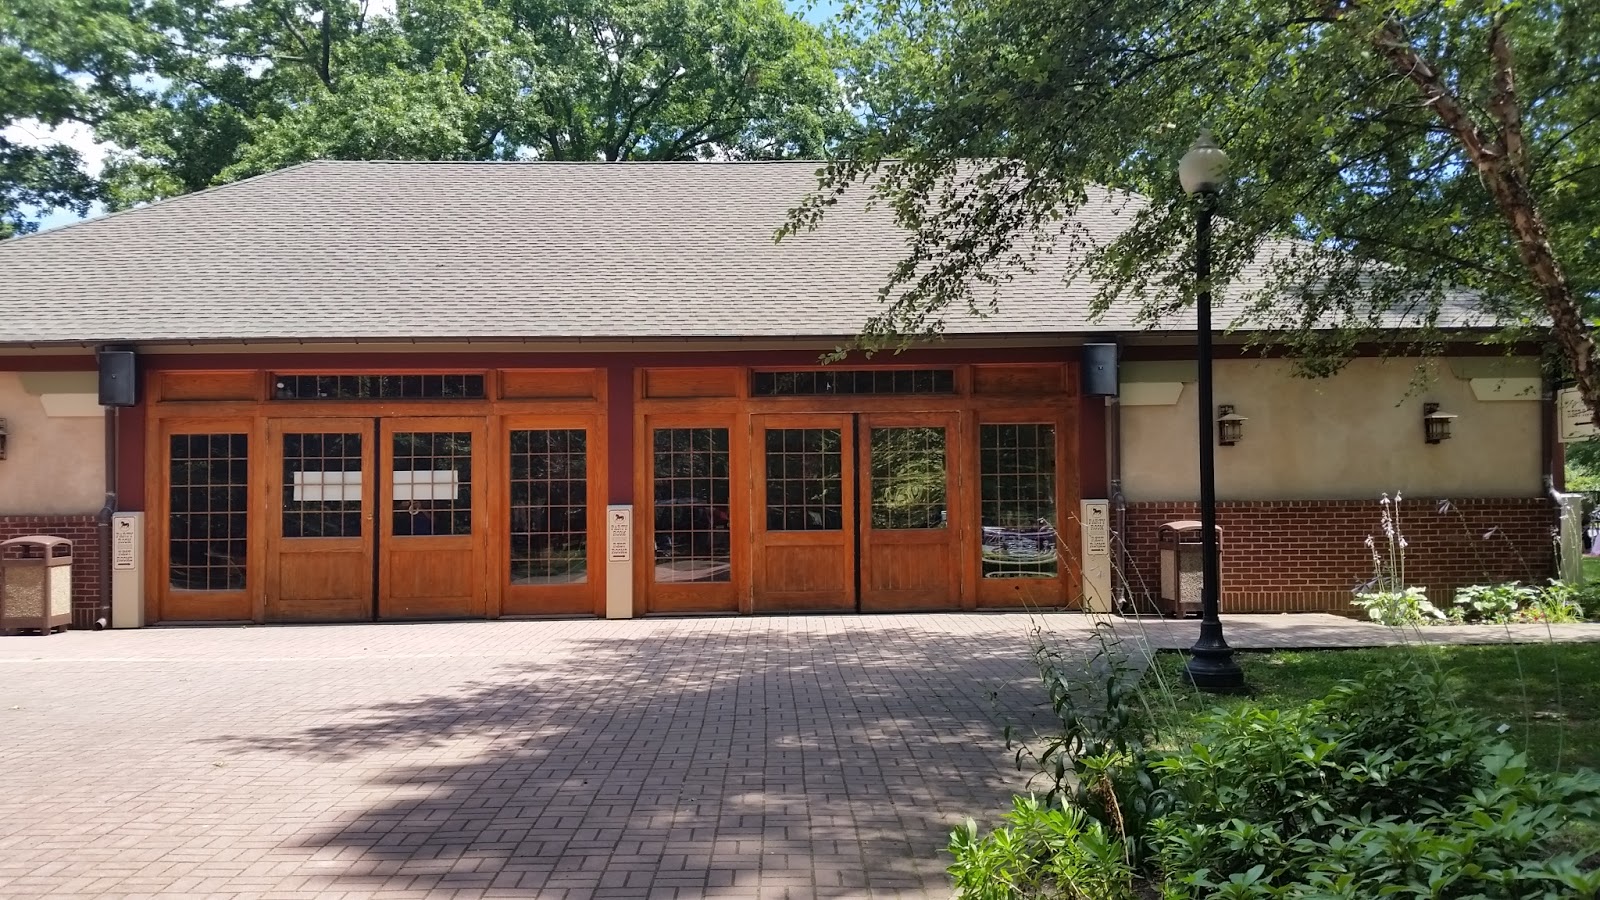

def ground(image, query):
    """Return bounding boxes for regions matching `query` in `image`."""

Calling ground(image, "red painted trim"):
[132,346,1078,372]
[1078,397,1108,499]
[607,365,635,504]
[117,403,147,511]
[0,355,99,371]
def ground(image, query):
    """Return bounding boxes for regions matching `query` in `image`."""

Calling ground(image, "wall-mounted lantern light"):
[0,418,8,460]
[1217,405,1247,446]
[1423,402,1456,444]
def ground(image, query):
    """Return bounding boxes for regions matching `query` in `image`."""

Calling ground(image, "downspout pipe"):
[1107,394,1128,614]
[1543,375,1585,584]
[95,405,117,630]
[1543,374,1566,501]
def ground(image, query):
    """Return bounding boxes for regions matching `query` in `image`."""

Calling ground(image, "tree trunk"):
[1360,14,1600,421]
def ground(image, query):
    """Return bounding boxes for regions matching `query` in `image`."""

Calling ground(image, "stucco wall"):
[1120,358,1541,502]
[0,372,106,515]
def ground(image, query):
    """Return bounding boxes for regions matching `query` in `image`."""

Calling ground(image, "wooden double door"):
[752,412,963,612]
[264,417,487,621]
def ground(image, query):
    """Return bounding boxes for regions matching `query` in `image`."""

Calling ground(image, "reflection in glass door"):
[266,419,375,622]
[859,415,961,611]
[645,423,739,614]
[751,415,855,612]
[977,421,1062,609]
[162,428,253,622]
[501,422,598,617]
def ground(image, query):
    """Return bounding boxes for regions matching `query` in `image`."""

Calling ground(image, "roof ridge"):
[358,159,832,167]
[0,160,326,249]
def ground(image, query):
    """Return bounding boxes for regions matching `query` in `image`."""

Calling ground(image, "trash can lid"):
[0,535,73,550]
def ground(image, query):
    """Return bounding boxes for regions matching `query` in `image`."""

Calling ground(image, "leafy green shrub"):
[1020,638,1166,870]
[1535,580,1591,623]
[948,795,1136,900]
[1352,586,1445,625]
[954,658,1600,900]
[1450,581,1589,624]
[1455,582,1541,623]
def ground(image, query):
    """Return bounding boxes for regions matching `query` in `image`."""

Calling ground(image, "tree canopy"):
[1,0,155,237]
[788,0,1600,415]
[5,0,856,214]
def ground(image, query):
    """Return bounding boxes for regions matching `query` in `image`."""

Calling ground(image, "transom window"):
[751,369,955,396]
[273,374,485,400]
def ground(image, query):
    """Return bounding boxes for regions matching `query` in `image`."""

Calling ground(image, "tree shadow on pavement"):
[201,617,1091,899]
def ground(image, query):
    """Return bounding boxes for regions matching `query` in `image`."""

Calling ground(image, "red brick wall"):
[1118,498,1557,615]
[0,515,104,629]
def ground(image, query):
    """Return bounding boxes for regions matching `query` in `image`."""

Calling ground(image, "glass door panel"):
[161,427,253,622]
[751,415,854,612]
[644,421,740,614]
[501,419,600,617]
[976,420,1066,609]
[379,418,486,619]
[859,415,962,611]
[265,419,375,622]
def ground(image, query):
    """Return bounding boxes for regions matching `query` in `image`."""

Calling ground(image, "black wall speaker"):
[97,350,137,407]
[1081,343,1119,397]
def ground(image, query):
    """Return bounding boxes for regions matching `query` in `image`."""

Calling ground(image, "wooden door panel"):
[500,417,602,618]
[274,551,371,621]
[643,418,740,614]
[379,418,487,619]
[156,421,256,623]
[974,415,1072,610]
[265,419,375,623]
[859,414,961,612]
[751,415,854,612]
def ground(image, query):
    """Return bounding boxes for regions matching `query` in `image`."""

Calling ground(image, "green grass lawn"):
[1146,643,1600,773]
[1584,554,1600,585]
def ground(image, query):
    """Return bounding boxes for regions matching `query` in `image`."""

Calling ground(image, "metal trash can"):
[1158,521,1221,617]
[0,536,73,635]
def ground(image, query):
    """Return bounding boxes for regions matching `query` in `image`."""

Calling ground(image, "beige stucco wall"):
[1120,358,1541,501]
[0,372,106,515]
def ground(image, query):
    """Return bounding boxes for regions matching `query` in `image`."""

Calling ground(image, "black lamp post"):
[1178,129,1246,693]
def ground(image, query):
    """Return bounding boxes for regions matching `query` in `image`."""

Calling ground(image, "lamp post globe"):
[1179,127,1246,693]
[1179,128,1230,196]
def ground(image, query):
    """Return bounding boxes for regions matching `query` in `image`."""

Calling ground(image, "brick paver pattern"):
[2,612,1594,900]
[0,615,1079,900]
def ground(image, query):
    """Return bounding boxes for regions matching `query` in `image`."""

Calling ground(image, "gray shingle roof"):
[0,160,1476,346]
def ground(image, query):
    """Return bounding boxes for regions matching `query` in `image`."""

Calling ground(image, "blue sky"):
[19,0,848,235]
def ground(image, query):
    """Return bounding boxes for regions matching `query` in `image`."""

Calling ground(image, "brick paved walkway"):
[0,613,1594,900]
[0,615,1073,900]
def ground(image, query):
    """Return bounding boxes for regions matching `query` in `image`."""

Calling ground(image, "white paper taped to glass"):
[391,470,459,501]
[292,470,362,502]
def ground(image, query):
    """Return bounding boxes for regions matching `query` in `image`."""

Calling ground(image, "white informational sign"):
[607,505,632,562]
[112,514,140,571]
[1081,500,1109,556]
[293,470,362,502]
[1560,388,1598,443]
[391,469,458,501]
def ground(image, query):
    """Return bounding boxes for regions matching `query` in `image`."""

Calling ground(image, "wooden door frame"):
[857,410,965,612]
[263,417,378,622]
[634,410,746,615]
[378,416,490,619]
[749,412,857,613]
[495,412,607,618]
[969,406,1081,610]
[147,415,262,624]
